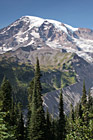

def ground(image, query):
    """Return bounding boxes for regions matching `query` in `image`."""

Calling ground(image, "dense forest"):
[0,58,93,140]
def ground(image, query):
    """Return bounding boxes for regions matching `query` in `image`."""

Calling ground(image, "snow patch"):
[31,31,40,38]
[46,41,62,49]
[73,38,93,53]
[47,19,68,34]
[23,16,44,28]
[64,24,78,32]
[0,47,12,53]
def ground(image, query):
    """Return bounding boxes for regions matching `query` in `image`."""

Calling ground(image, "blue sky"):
[0,0,93,29]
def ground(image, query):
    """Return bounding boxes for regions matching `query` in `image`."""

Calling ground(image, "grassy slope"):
[0,52,77,106]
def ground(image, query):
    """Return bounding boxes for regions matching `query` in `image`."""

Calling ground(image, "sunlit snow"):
[64,24,78,32]
[0,15,93,63]
[47,19,68,34]
[31,30,40,38]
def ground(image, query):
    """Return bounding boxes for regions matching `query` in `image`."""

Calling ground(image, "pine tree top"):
[81,81,87,106]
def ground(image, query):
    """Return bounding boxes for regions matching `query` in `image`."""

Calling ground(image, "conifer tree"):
[51,117,55,140]
[16,102,24,140]
[0,99,15,140]
[9,96,16,126]
[78,103,83,119]
[81,81,87,106]
[0,76,12,113]
[28,58,46,140]
[35,57,42,107]
[0,77,18,138]
[58,90,66,140]
[0,77,14,132]
[70,104,74,122]
[81,81,88,123]
[27,78,34,130]
[66,83,93,140]
[0,80,25,140]
[74,102,82,119]
[88,89,93,113]
[18,112,24,140]
[46,109,52,140]
[28,78,34,111]
[0,110,15,140]
[28,80,38,140]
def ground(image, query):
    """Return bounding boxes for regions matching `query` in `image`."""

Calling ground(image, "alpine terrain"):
[0,16,93,116]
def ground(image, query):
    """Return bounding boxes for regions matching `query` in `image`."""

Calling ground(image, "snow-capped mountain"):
[0,16,93,116]
[0,16,93,62]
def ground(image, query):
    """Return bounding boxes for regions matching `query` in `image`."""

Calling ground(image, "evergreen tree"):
[28,78,34,111]
[0,77,20,138]
[81,81,89,124]
[28,81,38,140]
[88,89,93,113]
[58,90,66,140]
[16,103,24,140]
[0,77,17,139]
[28,58,46,140]
[0,77,12,113]
[74,102,82,119]
[81,81,87,106]
[27,78,34,133]
[78,103,83,119]
[51,117,58,140]
[0,111,15,140]
[70,104,74,122]
[35,57,42,107]
[46,109,52,140]
[18,112,24,140]
[9,96,16,126]
[66,83,93,140]
[0,100,15,140]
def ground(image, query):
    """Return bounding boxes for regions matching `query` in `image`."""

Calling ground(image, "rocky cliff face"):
[43,54,93,116]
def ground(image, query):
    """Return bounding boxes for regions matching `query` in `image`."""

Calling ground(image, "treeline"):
[0,58,93,140]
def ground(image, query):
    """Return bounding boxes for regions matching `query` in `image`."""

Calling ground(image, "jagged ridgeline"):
[0,49,76,106]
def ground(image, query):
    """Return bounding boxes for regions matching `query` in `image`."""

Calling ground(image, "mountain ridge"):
[0,15,93,63]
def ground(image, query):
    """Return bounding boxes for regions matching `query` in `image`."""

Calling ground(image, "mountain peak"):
[0,15,93,63]
[20,15,78,33]
[19,15,45,28]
